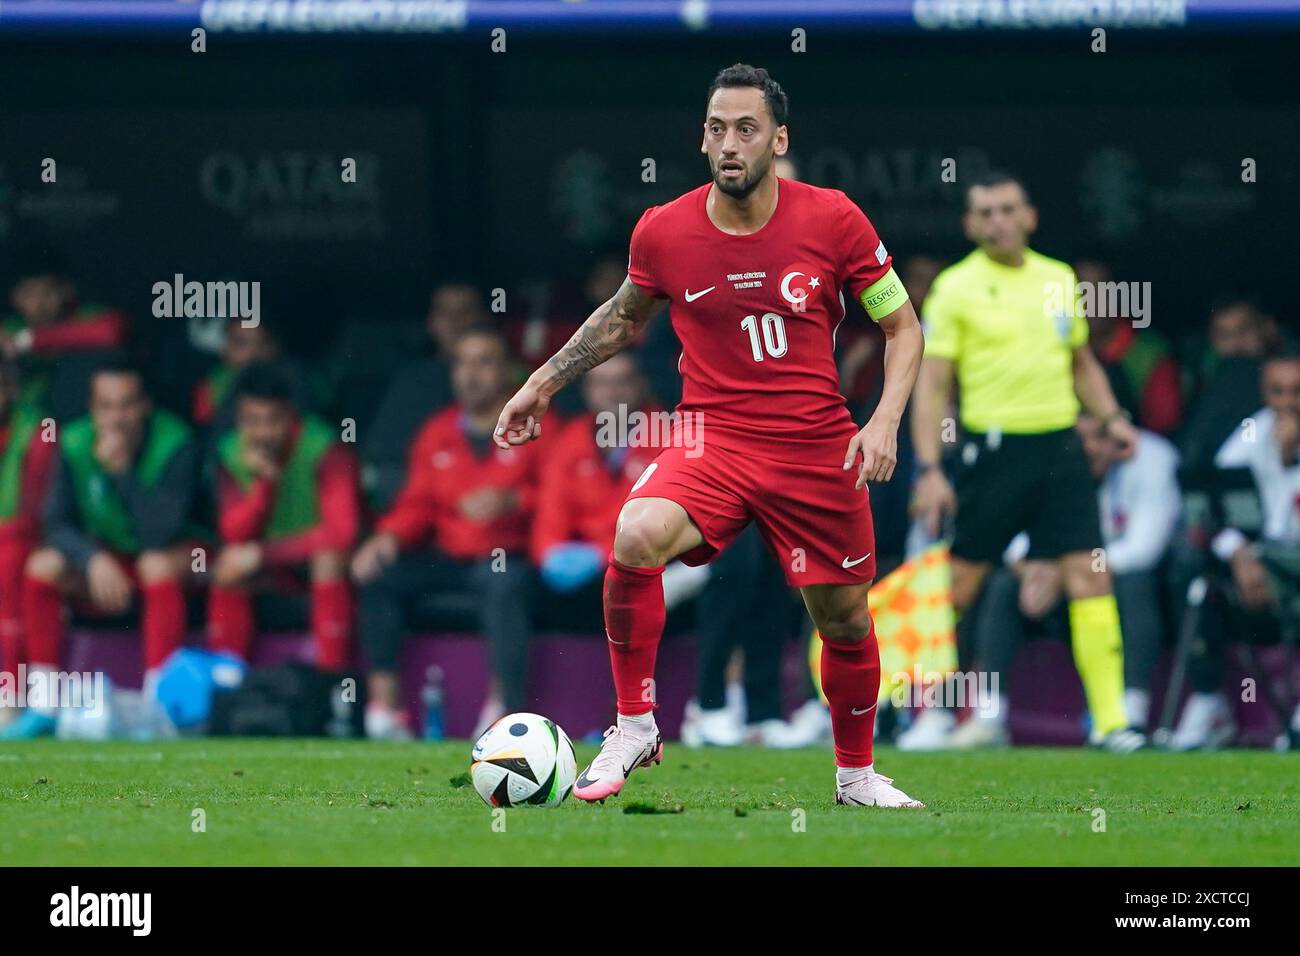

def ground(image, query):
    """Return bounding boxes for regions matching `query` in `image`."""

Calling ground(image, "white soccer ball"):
[470,712,577,808]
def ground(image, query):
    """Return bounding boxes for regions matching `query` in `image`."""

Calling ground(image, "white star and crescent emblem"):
[779,269,821,308]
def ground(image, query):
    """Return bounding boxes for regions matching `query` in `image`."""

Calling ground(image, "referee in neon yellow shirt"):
[911,171,1145,751]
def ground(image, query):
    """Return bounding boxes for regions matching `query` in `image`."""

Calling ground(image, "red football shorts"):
[624,439,877,587]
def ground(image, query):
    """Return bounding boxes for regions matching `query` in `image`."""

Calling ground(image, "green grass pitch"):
[1,740,1296,866]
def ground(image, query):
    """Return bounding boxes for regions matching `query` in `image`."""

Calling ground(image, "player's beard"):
[711,152,771,200]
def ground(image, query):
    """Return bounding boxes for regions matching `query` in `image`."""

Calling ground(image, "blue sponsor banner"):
[2,1,1300,37]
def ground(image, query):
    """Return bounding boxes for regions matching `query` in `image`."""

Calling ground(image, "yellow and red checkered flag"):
[810,543,957,704]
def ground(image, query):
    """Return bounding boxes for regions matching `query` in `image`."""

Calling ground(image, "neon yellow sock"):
[1067,593,1128,739]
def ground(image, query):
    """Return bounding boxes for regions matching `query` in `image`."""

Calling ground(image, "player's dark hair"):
[233,361,296,407]
[224,311,278,339]
[454,323,511,355]
[707,64,789,127]
[965,170,1032,207]
[1264,347,1300,367]
[432,280,486,307]
[90,353,147,395]
[1207,295,1264,320]
[9,240,71,282]
[1073,255,1112,273]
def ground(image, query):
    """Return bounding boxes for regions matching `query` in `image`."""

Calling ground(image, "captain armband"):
[858,267,909,322]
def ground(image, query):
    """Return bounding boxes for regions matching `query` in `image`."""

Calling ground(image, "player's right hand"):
[87,552,132,615]
[94,428,134,475]
[910,469,956,538]
[351,532,399,584]
[493,383,549,449]
[1231,547,1274,610]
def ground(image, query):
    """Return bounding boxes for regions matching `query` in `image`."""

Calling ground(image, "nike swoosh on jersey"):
[683,286,715,302]
[841,552,872,569]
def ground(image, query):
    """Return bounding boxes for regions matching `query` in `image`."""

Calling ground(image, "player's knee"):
[25,547,67,583]
[136,549,180,584]
[612,517,671,568]
[819,607,873,645]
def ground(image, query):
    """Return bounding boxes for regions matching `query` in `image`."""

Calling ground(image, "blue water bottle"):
[421,665,445,741]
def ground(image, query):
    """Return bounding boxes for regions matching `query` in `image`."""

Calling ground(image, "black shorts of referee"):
[950,427,1104,564]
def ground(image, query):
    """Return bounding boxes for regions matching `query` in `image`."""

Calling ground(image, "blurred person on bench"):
[361,282,488,509]
[191,315,281,427]
[191,315,329,451]
[1179,298,1274,470]
[207,362,361,677]
[1076,258,1183,437]
[352,326,539,740]
[0,362,58,711]
[3,358,199,739]
[2,249,130,418]
[1171,349,1300,750]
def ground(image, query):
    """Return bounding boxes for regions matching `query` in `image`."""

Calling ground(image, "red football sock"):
[0,616,18,673]
[142,579,186,670]
[21,574,64,668]
[208,585,254,660]
[603,556,665,717]
[311,578,353,672]
[819,616,882,768]
[0,540,29,671]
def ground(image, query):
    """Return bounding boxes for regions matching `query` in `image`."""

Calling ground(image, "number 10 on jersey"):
[740,312,789,362]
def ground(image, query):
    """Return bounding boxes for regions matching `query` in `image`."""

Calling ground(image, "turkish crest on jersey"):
[778,262,825,313]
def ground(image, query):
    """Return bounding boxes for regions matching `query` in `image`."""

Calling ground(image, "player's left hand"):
[243,443,282,481]
[1105,415,1139,460]
[844,417,897,489]
[214,542,262,586]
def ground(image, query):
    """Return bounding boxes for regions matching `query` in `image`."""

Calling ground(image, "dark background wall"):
[0,30,1296,353]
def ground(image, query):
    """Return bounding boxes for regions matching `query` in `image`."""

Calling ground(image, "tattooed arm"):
[493,277,664,448]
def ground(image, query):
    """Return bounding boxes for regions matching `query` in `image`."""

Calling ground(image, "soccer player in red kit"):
[494,64,926,807]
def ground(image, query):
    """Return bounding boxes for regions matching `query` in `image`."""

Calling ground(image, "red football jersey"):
[627,178,893,463]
